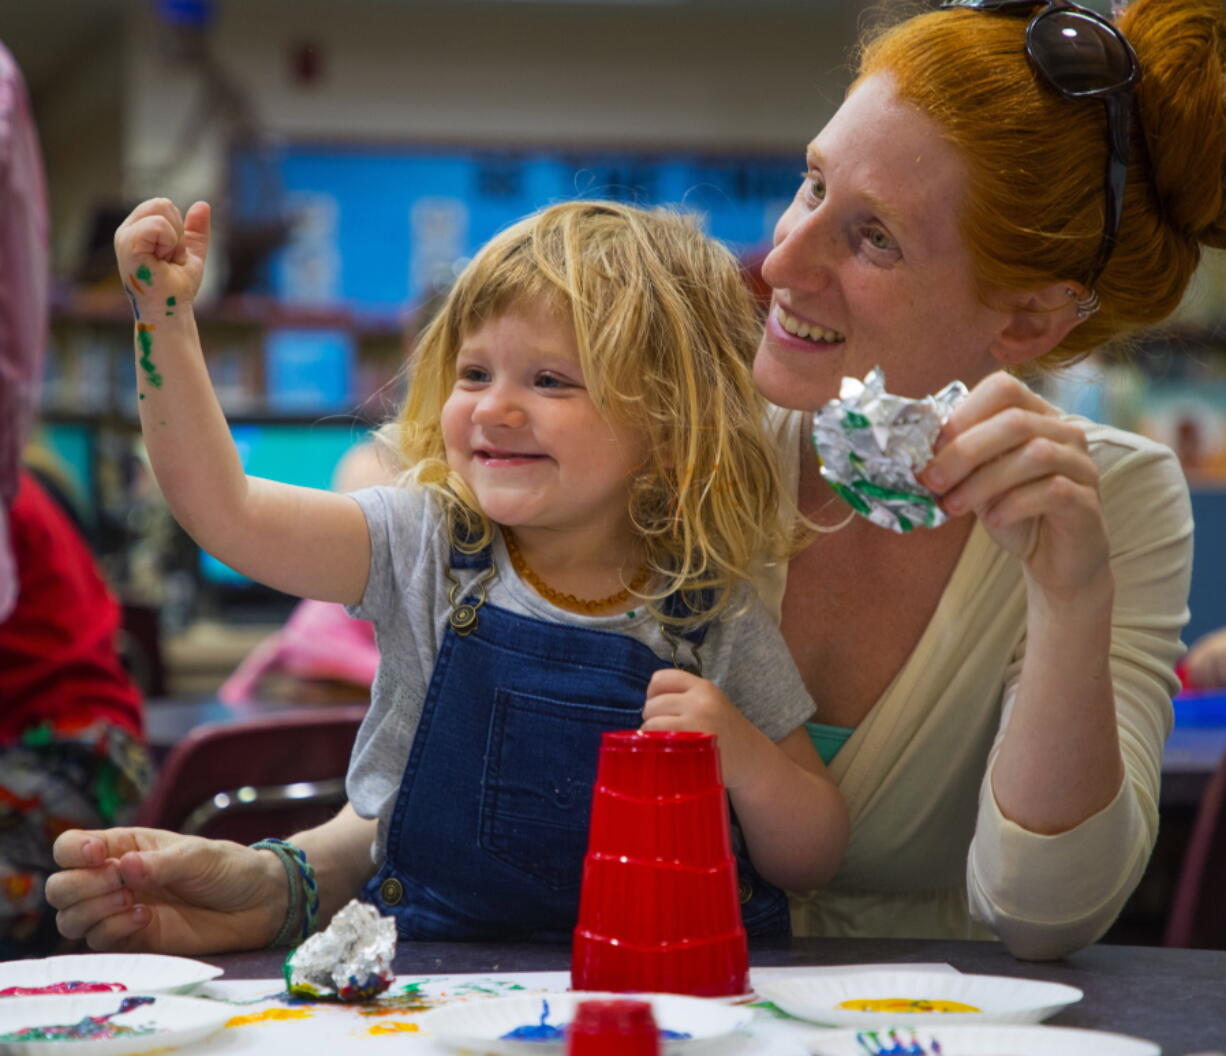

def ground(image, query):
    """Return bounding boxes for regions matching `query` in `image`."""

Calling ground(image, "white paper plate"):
[0,954,222,997]
[418,991,753,1054]
[756,970,1082,1027]
[0,993,229,1056]
[805,1024,1160,1056]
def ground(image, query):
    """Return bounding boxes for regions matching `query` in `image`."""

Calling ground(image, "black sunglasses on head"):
[939,0,1140,290]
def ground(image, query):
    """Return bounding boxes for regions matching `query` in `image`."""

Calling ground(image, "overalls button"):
[738,879,753,904]
[379,878,404,906]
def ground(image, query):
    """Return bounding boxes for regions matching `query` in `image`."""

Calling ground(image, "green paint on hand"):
[166,296,176,306]
[136,325,163,388]
[135,264,153,285]
[139,393,145,400]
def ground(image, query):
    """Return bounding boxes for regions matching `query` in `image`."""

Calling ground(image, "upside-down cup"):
[566,999,661,1056]
[572,730,748,997]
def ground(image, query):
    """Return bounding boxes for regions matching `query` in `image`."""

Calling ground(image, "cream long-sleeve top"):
[762,408,1192,960]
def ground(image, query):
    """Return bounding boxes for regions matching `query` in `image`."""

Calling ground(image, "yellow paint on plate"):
[838,998,980,1014]
[226,1007,316,1027]
[368,1021,421,1035]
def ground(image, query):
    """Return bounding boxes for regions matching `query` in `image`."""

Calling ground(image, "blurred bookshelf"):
[37,286,407,680]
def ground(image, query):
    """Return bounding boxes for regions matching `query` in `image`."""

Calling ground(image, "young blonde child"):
[48,199,847,952]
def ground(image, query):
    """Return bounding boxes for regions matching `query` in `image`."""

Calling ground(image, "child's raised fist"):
[114,198,212,312]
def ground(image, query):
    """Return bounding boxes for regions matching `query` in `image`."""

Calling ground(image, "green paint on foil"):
[843,410,871,430]
[832,480,872,516]
[851,479,935,508]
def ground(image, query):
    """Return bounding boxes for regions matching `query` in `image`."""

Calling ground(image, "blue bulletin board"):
[232,145,798,311]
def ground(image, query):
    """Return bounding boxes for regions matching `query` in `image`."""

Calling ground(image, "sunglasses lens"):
[1029,10,1136,93]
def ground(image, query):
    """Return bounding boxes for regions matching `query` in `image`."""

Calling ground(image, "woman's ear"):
[989,281,1089,368]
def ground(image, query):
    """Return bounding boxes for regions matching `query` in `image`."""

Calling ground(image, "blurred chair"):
[135,706,366,843]
[1164,749,1226,949]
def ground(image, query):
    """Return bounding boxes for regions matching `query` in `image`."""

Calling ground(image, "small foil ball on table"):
[283,899,397,1002]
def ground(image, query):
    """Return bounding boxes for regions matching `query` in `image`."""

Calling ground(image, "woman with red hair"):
[753,0,1219,958]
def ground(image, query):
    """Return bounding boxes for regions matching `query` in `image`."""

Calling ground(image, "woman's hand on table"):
[918,372,1111,601]
[47,827,285,954]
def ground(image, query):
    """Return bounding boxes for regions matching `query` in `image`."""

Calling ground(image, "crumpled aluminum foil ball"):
[812,367,968,534]
[284,899,397,1002]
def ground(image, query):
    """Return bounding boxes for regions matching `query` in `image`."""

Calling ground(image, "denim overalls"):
[361,540,791,941]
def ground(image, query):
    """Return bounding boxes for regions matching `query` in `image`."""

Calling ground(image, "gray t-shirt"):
[345,484,815,860]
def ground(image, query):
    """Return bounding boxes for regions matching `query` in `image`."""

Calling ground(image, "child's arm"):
[115,198,369,605]
[642,669,849,892]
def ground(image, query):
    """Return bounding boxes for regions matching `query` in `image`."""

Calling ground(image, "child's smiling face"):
[441,302,646,544]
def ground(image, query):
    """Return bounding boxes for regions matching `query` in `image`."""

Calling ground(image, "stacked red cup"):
[565,999,661,1056]
[571,730,748,997]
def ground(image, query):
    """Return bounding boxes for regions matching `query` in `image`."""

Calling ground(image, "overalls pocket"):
[479,687,638,890]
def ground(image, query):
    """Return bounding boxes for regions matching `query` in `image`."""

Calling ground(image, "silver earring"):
[1067,287,1100,320]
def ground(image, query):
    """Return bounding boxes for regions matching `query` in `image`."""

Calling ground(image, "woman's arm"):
[47,806,379,954]
[926,386,1191,957]
[920,373,1126,833]
[116,199,369,605]
[642,670,849,891]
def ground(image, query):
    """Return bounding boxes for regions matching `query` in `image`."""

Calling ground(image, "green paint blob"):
[843,410,871,430]
[137,328,163,388]
[166,296,176,306]
[135,264,153,285]
[139,393,145,400]
[832,480,872,516]
[851,478,934,506]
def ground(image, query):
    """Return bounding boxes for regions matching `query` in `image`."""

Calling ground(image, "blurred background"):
[3,0,1225,698]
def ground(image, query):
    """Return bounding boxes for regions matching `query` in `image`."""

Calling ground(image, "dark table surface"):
[204,937,1226,1055]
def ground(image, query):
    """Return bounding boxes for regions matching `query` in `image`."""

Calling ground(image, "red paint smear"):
[1,981,127,996]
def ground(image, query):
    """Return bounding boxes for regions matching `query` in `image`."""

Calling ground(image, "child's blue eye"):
[536,373,570,390]
[457,366,489,383]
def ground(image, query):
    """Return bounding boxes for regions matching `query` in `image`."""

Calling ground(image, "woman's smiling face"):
[753,72,1007,411]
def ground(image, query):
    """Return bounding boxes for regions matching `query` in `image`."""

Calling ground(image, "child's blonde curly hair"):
[380,200,800,629]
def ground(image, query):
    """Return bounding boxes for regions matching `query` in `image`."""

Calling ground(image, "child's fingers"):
[642,692,697,722]
[640,714,694,733]
[180,201,212,266]
[646,667,700,698]
[123,215,183,263]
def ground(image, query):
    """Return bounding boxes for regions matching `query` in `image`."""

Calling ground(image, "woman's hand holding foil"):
[918,372,1112,603]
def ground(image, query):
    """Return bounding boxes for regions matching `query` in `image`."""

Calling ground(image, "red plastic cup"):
[576,854,742,942]
[572,730,749,997]
[594,730,723,799]
[586,784,732,867]
[566,999,661,1056]
[572,927,748,997]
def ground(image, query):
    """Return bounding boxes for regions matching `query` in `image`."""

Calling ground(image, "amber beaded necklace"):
[503,530,648,615]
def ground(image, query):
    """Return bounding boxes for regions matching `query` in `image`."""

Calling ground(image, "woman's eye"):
[801,169,826,202]
[866,227,898,253]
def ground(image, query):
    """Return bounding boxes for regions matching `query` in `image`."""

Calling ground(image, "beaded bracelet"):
[251,838,320,948]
